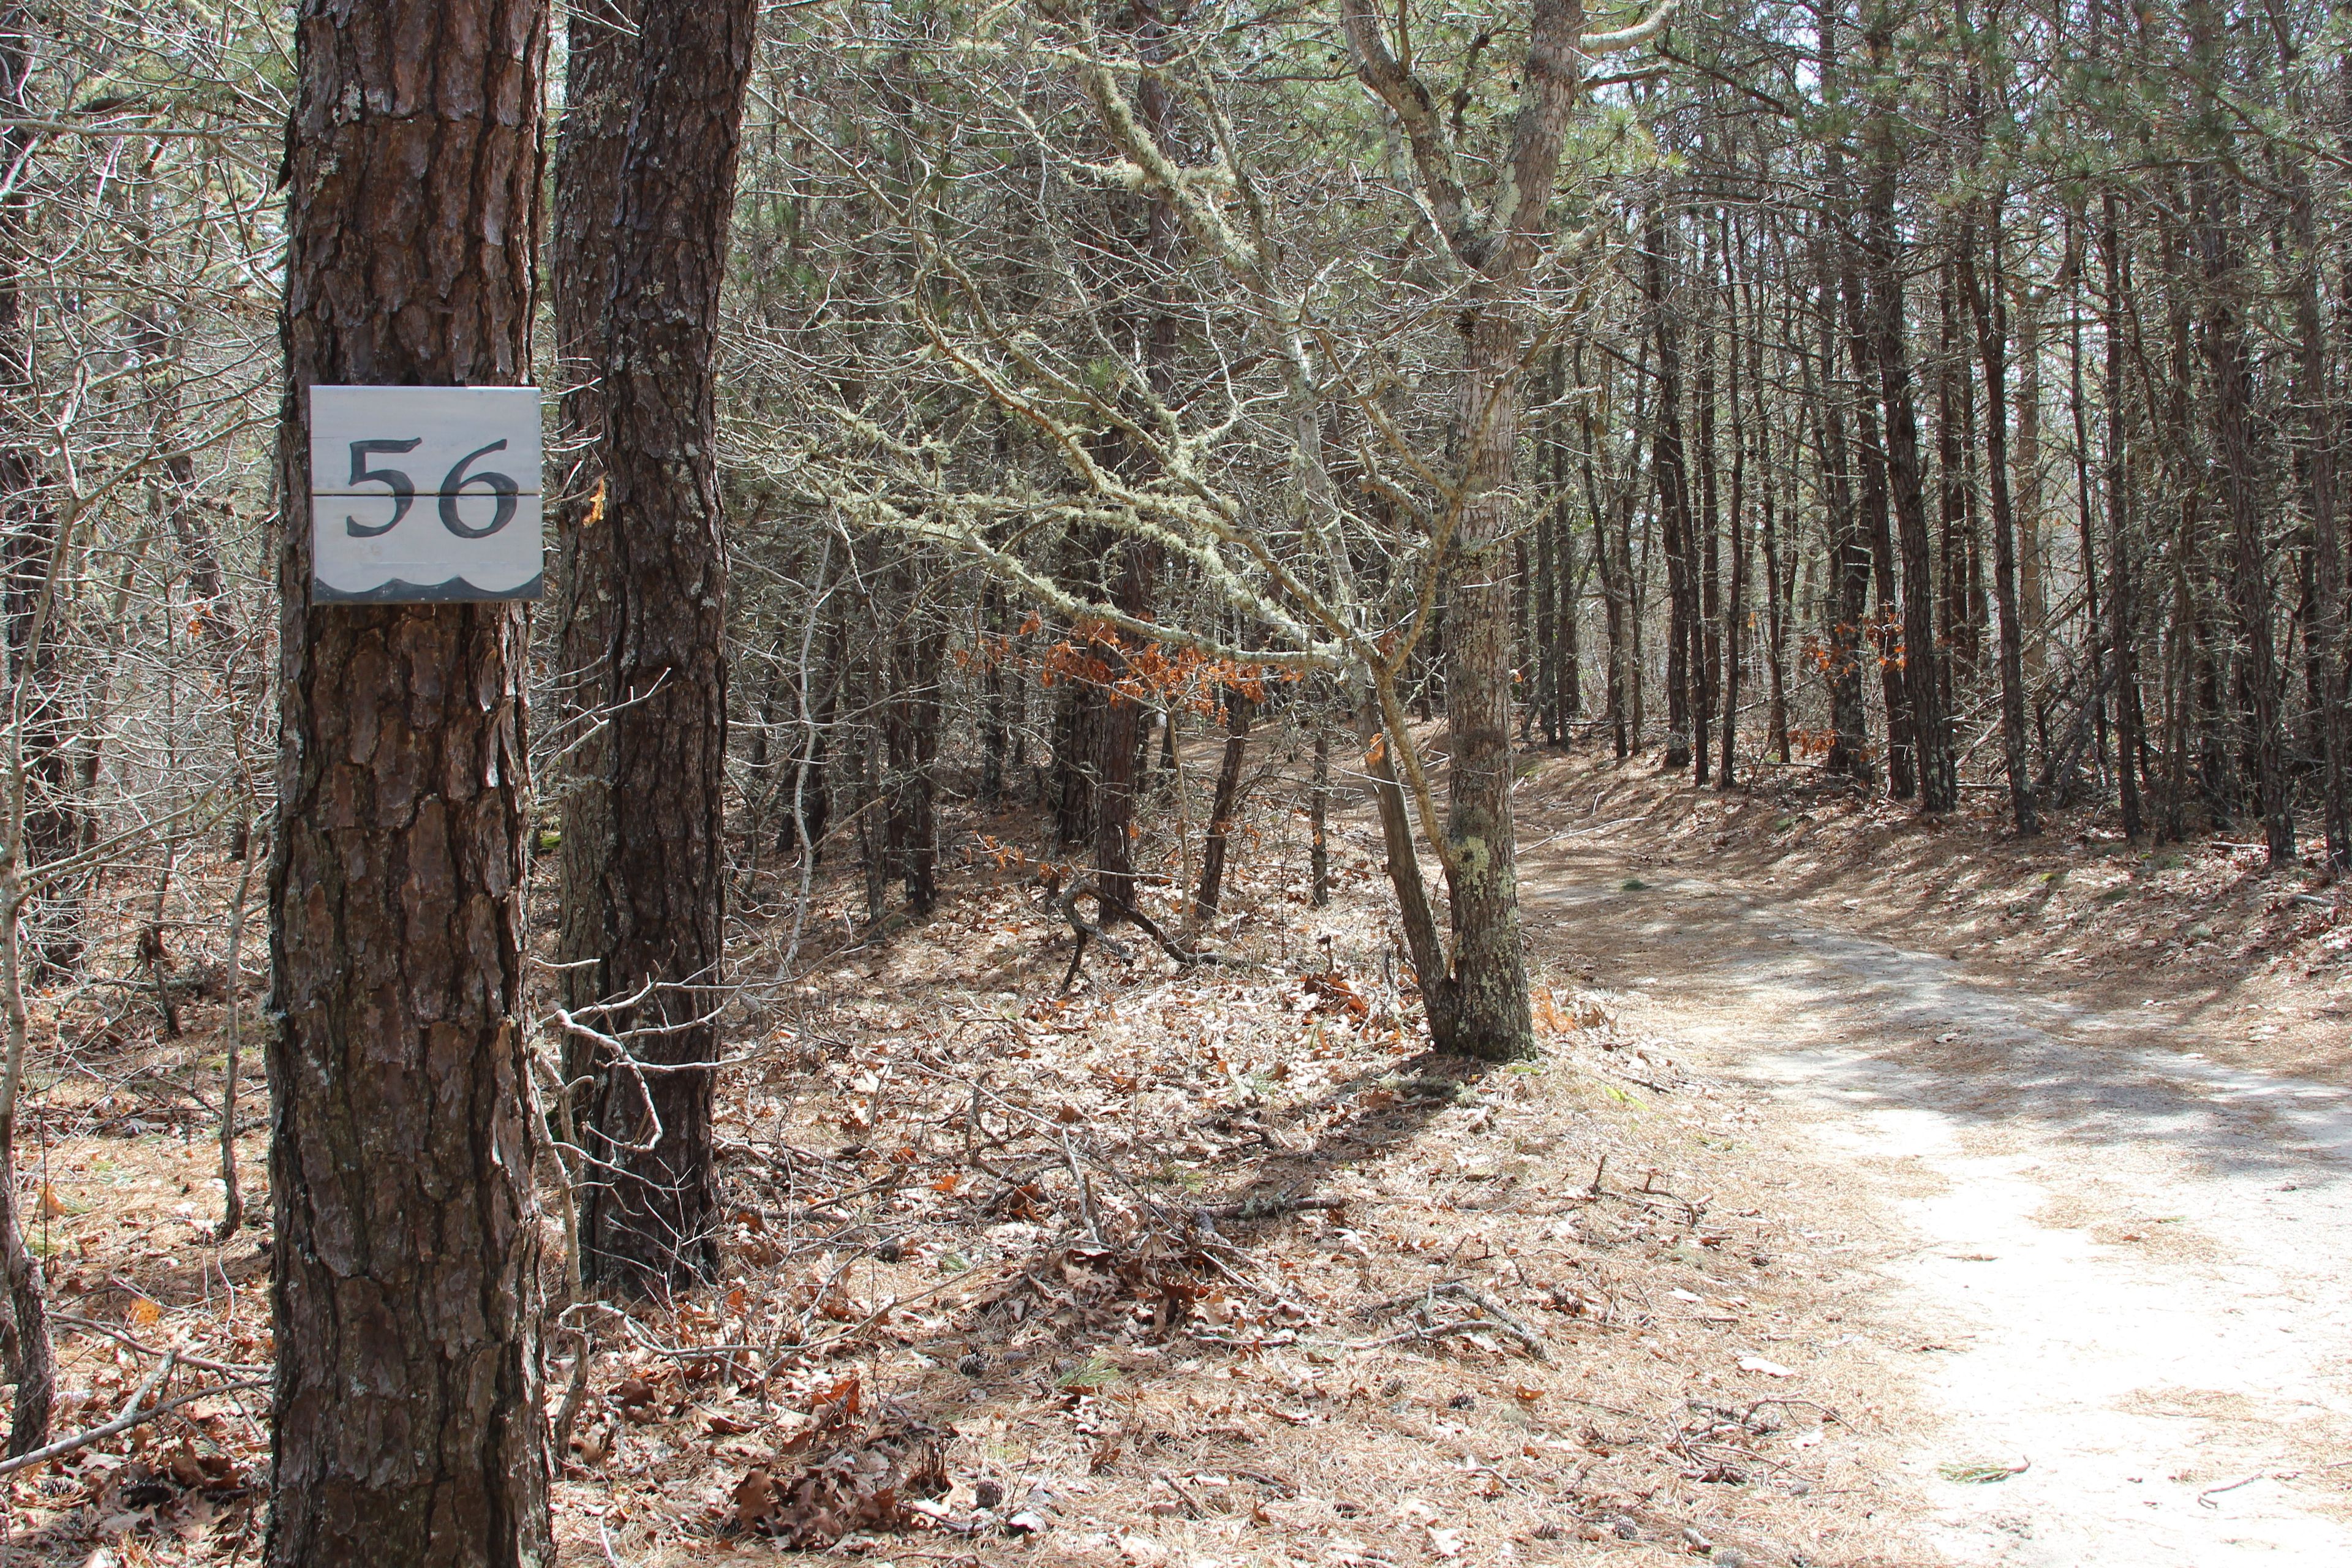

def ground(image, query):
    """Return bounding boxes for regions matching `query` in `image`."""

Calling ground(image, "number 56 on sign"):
[309,386,545,603]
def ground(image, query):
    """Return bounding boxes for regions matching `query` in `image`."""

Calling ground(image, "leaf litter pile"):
[0,775,1936,1566]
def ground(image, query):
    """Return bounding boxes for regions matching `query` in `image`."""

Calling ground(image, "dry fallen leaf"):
[733,1467,776,1528]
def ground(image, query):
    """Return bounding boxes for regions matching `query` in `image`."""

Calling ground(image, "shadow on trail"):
[1526,755,2310,1065]
[1523,867,2352,1185]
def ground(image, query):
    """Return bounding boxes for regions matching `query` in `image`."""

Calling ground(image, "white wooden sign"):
[309,386,545,603]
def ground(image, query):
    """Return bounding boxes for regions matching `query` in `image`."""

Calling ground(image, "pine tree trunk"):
[551,0,633,1103]
[1578,343,1631,758]
[1560,505,1585,727]
[1646,200,1697,775]
[1812,227,1874,785]
[1536,449,1560,743]
[1697,300,1722,785]
[2285,56,2349,870]
[2101,191,2146,840]
[269,2,552,1561]
[1960,219,2039,834]
[2186,0,2291,864]
[1842,255,1913,802]
[1936,265,1972,687]
[1720,234,1747,789]
[1756,312,1791,765]
[1861,153,1952,813]
[1341,0,1602,1060]
[565,0,760,1291]
[1436,299,1539,1057]
[2013,290,2048,679]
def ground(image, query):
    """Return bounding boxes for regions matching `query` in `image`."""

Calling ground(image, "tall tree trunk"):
[1560,499,1585,726]
[1936,264,1972,687]
[1578,346,1631,757]
[1695,268,1721,785]
[1435,290,1540,1057]
[1755,288,1791,764]
[564,0,759,1291]
[1812,221,1874,784]
[1960,214,2038,834]
[269,1,552,1561]
[1857,73,1953,816]
[1536,365,1562,744]
[2101,190,2146,840]
[1646,197,1697,775]
[2187,0,2291,864]
[2012,281,2048,679]
[1094,2,1182,921]
[551,0,634,1129]
[2066,216,2108,792]
[2283,35,2349,870]
[1343,0,1602,1060]
[1719,222,1748,789]
[0,5,53,1455]
[1841,206,1914,799]
[856,646,888,923]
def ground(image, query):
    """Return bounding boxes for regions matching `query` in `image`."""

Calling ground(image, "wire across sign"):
[308,385,546,603]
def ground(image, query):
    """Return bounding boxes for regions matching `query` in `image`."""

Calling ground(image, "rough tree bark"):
[1811,226,1874,785]
[2281,27,2348,871]
[551,0,633,1087]
[1812,7,1877,788]
[1645,195,1698,775]
[1719,216,1748,789]
[1856,38,1951,816]
[268,2,552,1562]
[1695,268,1721,785]
[559,0,760,1289]
[1341,0,1649,1058]
[1960,216,2039,835]
[2187,0,2291,865]
[2101,189,2145,841]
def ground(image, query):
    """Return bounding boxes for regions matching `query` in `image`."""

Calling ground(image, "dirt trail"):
[1523,838,2352,1567]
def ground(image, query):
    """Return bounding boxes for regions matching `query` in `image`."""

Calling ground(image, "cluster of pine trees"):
[0,0,2342,1560]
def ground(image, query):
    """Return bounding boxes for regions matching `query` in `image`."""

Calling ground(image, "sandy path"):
[1525,848,2352,1567]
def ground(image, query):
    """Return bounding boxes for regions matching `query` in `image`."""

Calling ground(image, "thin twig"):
[0,1360,266,1478]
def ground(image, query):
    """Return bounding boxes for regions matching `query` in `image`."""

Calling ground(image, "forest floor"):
[1,739,2346,1567]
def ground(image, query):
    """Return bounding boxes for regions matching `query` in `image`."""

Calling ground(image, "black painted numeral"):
[344,439,421,537]
[339,437,522,540]
[437,440,519,539]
